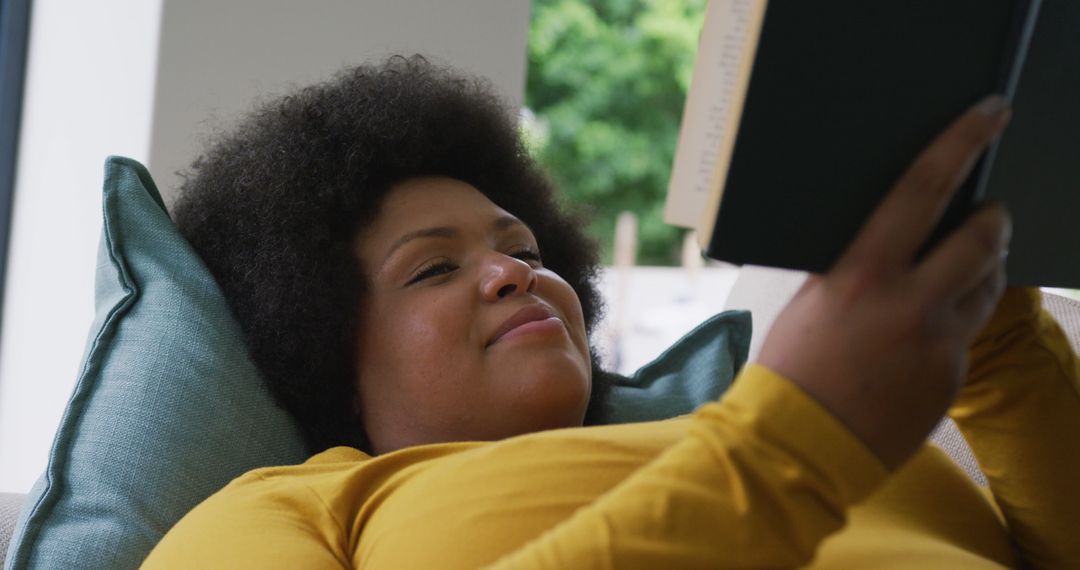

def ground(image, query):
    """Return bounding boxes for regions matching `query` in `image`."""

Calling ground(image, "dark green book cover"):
[706,0,1078,288]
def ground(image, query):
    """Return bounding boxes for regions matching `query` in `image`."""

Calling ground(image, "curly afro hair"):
[172,55,613,455]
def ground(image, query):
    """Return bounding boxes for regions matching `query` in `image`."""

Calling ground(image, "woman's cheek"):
[540,272,588,348]
[398,295,474,359]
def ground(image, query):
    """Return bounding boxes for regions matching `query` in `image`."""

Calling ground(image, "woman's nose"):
[480,254,538,301]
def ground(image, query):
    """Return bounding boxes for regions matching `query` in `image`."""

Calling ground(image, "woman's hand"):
[757,96,1013,471]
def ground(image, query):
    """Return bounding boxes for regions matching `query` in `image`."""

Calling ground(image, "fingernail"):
[974,95,1009,117]
[998,211,1013,250]
[1000,209,1012,242]
[984,201,1012,252]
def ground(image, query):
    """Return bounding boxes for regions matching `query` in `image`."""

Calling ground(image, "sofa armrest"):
[1041,291,1080,354]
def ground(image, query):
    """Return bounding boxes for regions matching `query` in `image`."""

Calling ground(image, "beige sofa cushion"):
[1,493,24,564]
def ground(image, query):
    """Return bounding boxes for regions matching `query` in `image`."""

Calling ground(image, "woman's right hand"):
[756,96,1013,471]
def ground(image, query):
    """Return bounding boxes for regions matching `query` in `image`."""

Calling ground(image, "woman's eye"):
[407,261,458,285]
[511,247,543,266]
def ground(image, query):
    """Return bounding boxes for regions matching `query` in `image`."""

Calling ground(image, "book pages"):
[664,0,766,231]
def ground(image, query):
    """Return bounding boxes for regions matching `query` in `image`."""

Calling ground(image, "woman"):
[143,56,1079,568]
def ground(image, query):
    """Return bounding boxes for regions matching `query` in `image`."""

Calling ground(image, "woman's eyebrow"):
[380,215,532,269]
[382,226,458,267]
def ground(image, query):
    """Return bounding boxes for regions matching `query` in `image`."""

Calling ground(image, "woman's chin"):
[491,351,591,423]
[490,341,590,380]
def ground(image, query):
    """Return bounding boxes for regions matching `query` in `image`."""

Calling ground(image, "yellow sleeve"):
[485,364,889,569]
[951,288,1080,568]
[140,472,350,569]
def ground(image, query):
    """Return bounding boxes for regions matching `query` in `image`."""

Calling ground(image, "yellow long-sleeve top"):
[143,289,1080,569]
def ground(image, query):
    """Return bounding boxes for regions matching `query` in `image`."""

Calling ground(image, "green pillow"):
[5,157,309,570]
[5,157,750,569]
[607,310,751,423]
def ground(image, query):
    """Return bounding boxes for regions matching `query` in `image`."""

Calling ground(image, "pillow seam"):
[8,178,139,569]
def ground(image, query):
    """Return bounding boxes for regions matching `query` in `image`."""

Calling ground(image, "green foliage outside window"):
[525,0,707,265]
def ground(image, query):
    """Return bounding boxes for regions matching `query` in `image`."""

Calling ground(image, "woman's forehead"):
[379,177,520,229]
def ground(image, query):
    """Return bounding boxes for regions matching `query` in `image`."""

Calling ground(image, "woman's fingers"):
[914,203,1011,308]
[837,95,1011,272]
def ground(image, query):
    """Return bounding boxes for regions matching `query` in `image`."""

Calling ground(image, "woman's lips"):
[488,304,564,346]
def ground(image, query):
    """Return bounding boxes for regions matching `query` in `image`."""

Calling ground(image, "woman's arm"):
[484,363,888,569]
[952,288,1080,568]
[141,472,351,569]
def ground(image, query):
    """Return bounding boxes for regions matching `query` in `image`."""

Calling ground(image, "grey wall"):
[148,0,532,204]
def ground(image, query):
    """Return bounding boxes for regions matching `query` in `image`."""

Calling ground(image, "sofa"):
[1,493,22,564]
[3,265,1079,565]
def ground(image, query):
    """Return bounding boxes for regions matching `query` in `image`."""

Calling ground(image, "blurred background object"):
[526,0,707,265]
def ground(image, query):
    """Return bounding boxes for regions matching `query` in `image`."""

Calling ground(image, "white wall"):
[0,0,164,493]
[0,0,531,493]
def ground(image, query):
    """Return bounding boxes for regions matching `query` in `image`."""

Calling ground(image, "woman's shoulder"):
[178,421,692,536]
[222,442,479,497]
[238,419,693,502]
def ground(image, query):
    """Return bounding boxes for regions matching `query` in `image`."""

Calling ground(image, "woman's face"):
[354,177,592,454]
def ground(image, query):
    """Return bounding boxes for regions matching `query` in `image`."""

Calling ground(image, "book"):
[665,0,1080,288]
